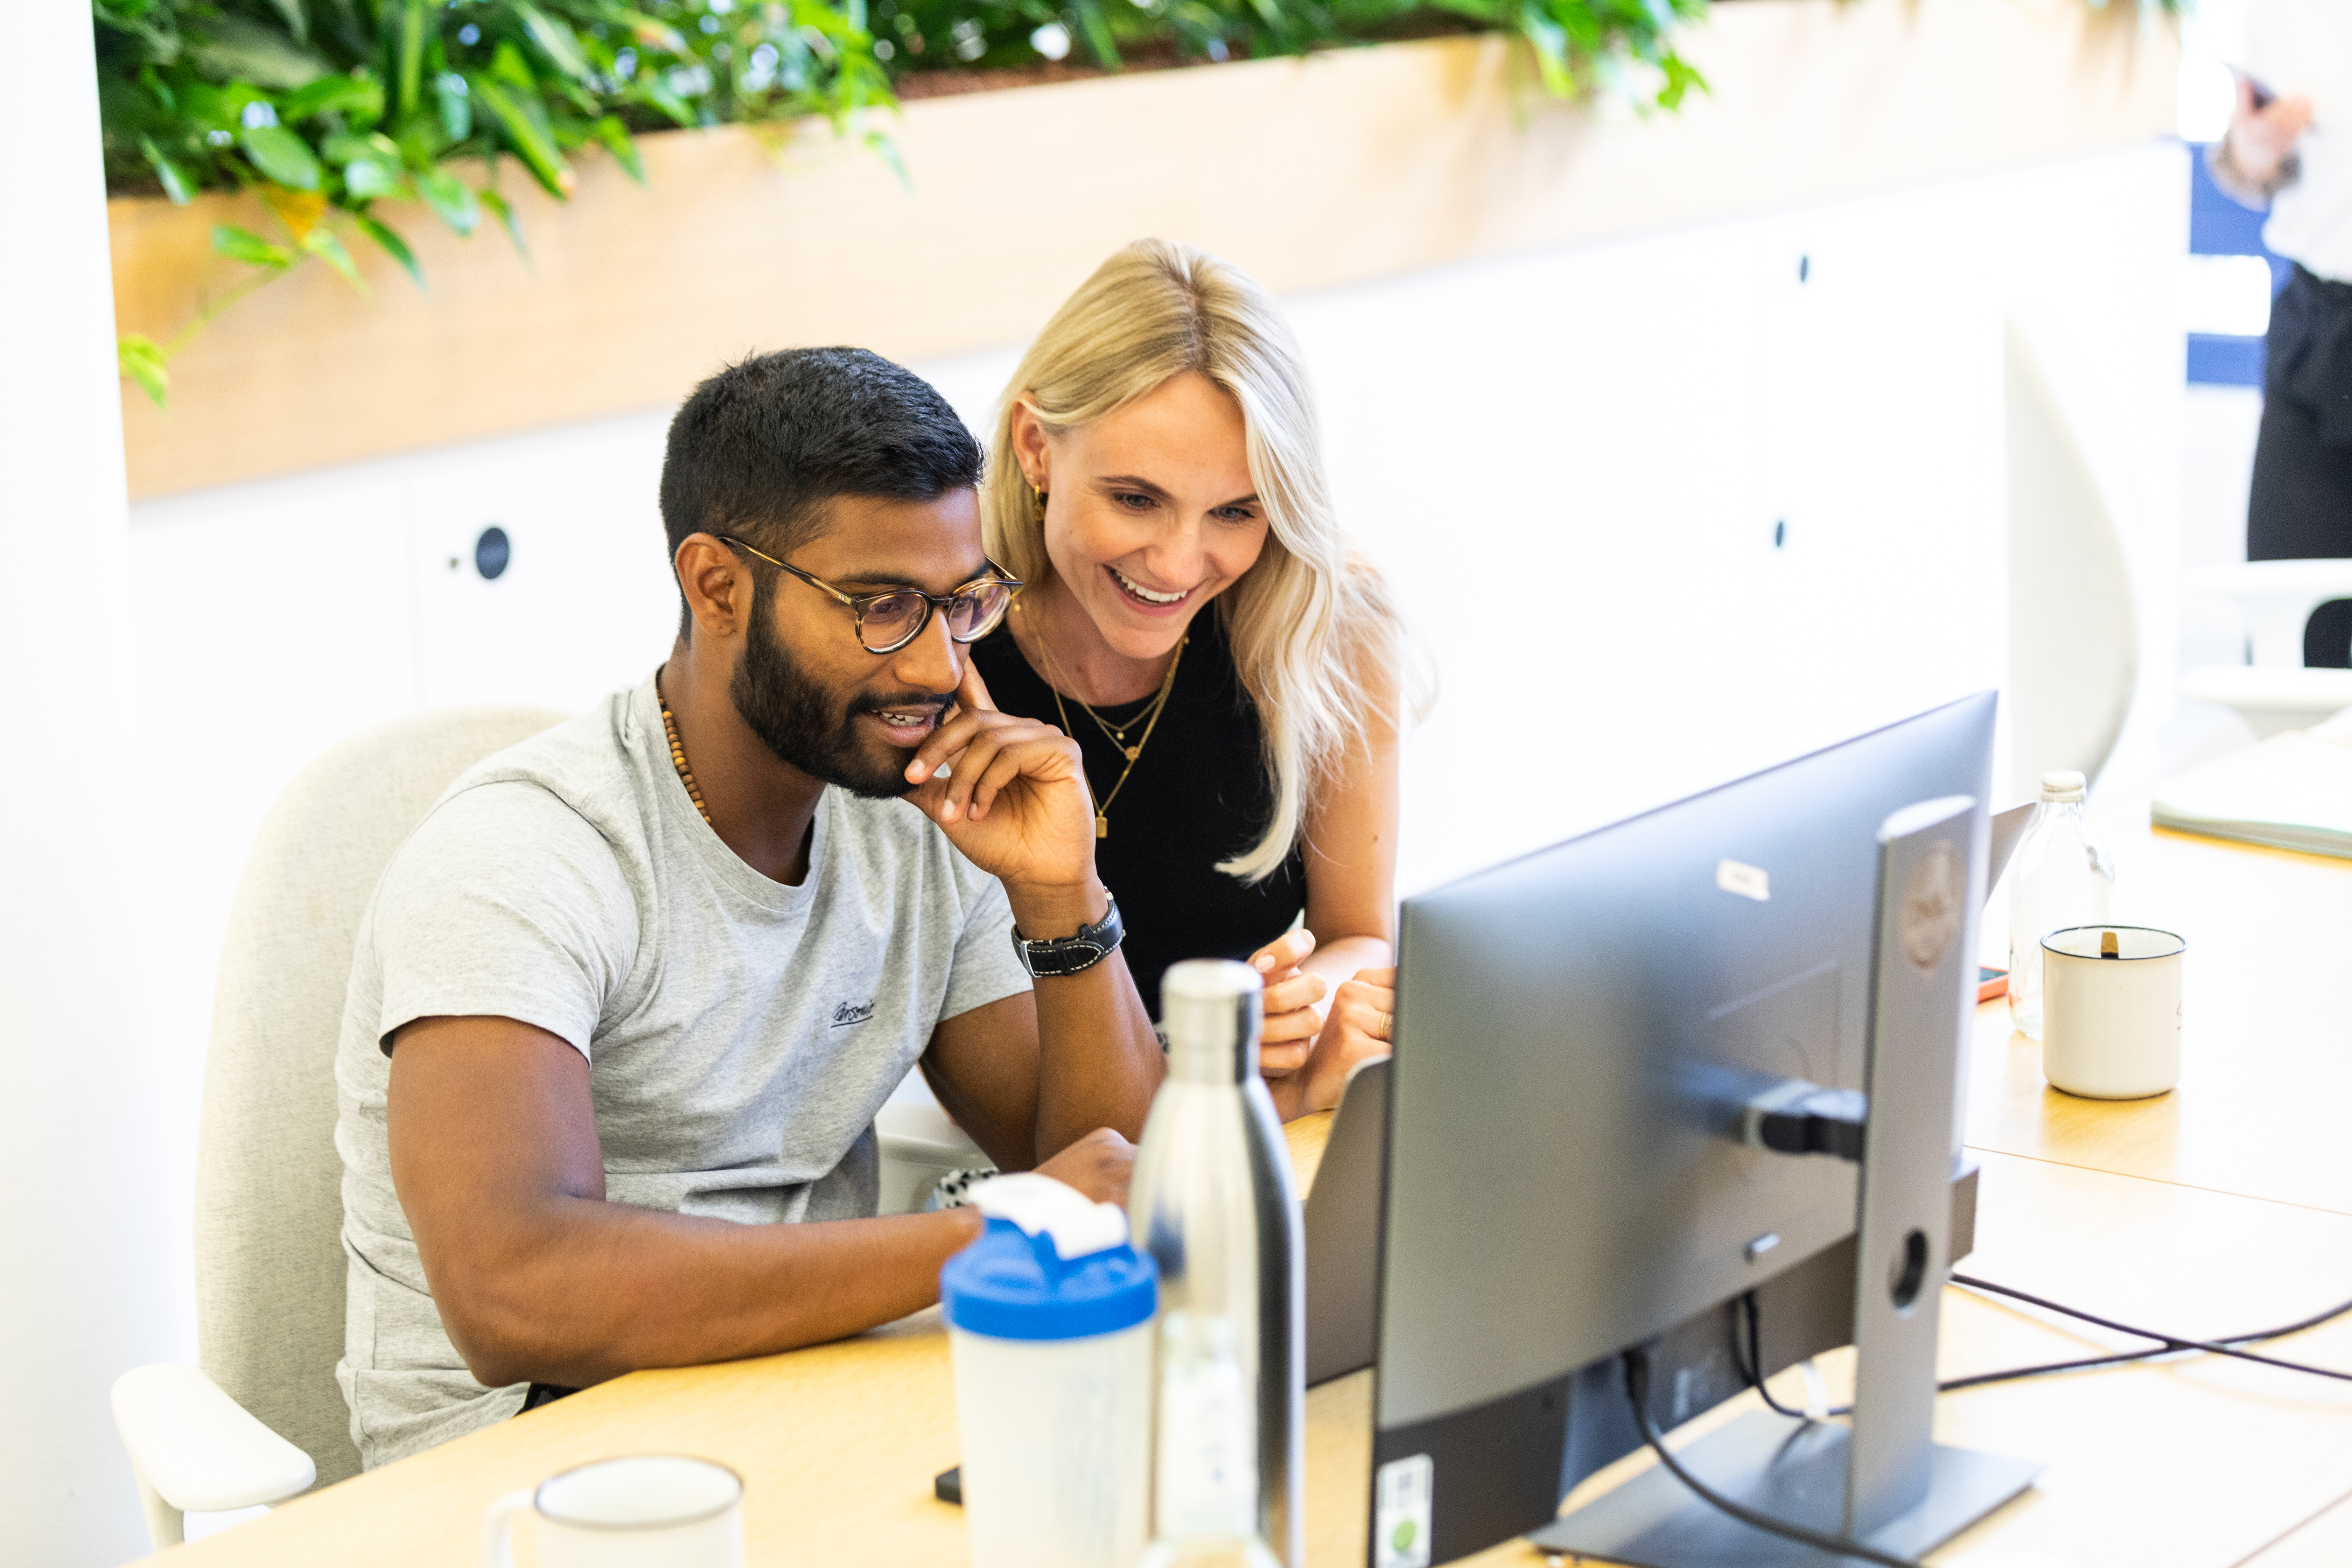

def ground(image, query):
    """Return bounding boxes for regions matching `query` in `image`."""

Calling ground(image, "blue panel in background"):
[2186,141,2286,386]
[2188,334,2268,387]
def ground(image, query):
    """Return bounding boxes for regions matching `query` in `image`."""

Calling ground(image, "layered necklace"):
[1020,595,1185,840]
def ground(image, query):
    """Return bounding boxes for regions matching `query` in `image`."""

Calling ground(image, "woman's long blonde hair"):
[984,238,1408,884]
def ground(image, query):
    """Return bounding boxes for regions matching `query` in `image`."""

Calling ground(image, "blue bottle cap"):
[941,1219,1158,1342]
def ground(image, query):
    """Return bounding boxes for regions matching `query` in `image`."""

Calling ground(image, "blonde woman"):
[968,238,1405,1120]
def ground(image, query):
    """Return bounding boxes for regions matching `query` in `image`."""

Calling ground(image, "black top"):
[970,611,1306,1017]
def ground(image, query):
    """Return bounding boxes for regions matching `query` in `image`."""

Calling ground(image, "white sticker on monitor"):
[1374,1453,1434,1568]
[1716,858,1771,902]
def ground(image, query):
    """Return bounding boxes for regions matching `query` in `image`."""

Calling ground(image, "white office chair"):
[2181,560,2352,738]
[112,705,569,1548]
[2004,321,2138,797]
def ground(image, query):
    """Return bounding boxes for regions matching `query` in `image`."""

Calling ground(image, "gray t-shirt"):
[333,672,1029,1468]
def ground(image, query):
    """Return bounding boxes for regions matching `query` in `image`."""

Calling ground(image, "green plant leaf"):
[185,14,330,90]
[263,0,309,45]
[508,0,593,79]
[591,115,644,182]
[300,225,368,291]
[341,154,405,199]
[1068,0,1123,68]
[478,184,529,259]
[284,71,382,122]
[118,334,170,408]
[321,129,403,163]
[239,124,323,189]
[470,75,575,198]
[416,165,483,234]
[863,127,909,192]
[396,0,428,120]
[352,212,425,288]
[1656,54,1706,109]
[435,71,472,141]
[138,135,197,204]
[607,7,688,54]
[212,223,296,270]
[490,40,538,95]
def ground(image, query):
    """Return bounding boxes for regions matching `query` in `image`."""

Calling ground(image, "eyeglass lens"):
[857,580,1014,652]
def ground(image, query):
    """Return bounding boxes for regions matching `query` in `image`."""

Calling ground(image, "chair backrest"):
[2005,320,2137,801]
[192,706,570,1489]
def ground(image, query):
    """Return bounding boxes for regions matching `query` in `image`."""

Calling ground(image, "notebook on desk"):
[2153,707,2352,859]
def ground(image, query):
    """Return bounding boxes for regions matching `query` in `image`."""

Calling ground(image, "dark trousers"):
[2249,265,2352,666]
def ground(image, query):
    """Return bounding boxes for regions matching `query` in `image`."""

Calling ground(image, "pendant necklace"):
[1020,595,1185,840]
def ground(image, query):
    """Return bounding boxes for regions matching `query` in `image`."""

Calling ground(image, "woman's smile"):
[1106,563,1196,612]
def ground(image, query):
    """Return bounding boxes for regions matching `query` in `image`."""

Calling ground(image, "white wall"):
[102,137,2182,1551]
[1,5,183,1565]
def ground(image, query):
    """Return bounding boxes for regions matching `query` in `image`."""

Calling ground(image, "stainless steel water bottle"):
[1129,959,1304,1568]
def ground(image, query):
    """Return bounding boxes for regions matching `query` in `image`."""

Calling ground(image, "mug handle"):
[481,1488,533,1568]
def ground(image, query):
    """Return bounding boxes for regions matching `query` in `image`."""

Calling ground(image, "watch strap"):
[1011,893,1124,979]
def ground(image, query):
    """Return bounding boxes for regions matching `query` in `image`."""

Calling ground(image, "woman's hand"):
[1248,927,1330,1078]
[1265,966,1395,1121]
[2228,77,2314,188]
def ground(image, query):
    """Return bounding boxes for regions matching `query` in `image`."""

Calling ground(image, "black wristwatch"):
[1010,893,1124,979]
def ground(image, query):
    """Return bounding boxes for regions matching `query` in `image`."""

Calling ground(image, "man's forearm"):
[1007,877,1164,1160]
[432,1201,982,1391]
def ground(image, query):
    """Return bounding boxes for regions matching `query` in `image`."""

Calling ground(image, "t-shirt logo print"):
[831,999,877,1028]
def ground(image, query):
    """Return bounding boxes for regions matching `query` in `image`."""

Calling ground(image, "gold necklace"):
[656,670,712,825]
[1020,596,1185,840]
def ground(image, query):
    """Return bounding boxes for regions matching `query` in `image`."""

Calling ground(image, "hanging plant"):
[97,0,893,405]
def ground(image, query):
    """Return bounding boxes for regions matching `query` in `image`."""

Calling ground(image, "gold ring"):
[1378,1010,1394,1040]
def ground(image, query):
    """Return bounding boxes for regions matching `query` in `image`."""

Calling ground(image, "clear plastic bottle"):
[1135,1312,1282,1568]
[2007,769,2116,1040]
[1129,959,1304,1568]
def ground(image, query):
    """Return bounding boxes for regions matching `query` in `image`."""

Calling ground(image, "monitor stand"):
[1531,796,2043,1568]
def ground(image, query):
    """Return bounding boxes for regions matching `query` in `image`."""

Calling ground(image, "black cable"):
[1622,1347,1926,1568]
[1734,1291,1816,1421]
[1935,1275,2352,1394]
[1800,1280,2352,1414]
[1951,1274,2352,1385]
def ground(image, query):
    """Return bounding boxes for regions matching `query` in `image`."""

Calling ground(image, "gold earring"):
[1031,483,1049,521]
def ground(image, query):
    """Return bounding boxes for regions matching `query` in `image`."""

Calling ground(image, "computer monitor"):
[1369,692,2038,1567]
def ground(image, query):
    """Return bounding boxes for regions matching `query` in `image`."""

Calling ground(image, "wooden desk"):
[150,834,2352,1568]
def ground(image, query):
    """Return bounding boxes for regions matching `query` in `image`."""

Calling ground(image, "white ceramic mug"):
[2040,924,2185,1100]
[482,1455,744,1568]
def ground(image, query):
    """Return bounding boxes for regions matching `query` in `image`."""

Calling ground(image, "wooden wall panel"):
[108,0,2176,497]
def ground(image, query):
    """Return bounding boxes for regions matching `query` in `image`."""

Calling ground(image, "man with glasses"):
[332,347,1164,1467]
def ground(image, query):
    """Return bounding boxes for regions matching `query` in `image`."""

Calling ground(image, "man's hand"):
[1034,1127,1136,1208]
[1249,926,1331,1078]
[905,662,1096,897]
[1266,967,1395,1121]
[2229,78,2314,188]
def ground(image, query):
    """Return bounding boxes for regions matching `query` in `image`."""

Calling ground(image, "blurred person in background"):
[2211,4,2352,662]
[928,240,1409,1119]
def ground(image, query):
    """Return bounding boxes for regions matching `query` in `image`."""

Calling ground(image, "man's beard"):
[729,595,946,799]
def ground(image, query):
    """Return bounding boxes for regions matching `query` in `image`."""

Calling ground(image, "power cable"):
[1622,1346,1926,1568]
[1733,1291,1816,1421]
[1734,1278,2352,1419]
[1950,1274,2352,1386]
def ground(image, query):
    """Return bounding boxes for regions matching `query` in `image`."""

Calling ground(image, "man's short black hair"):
[659,347,984,637]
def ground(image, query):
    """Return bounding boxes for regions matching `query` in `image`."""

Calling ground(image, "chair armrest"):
[111,1364,316,1514]
[2185,562,2352,667]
